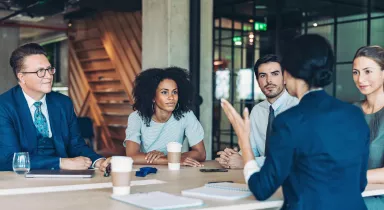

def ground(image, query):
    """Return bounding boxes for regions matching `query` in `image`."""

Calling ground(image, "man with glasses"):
[0,43,110,171]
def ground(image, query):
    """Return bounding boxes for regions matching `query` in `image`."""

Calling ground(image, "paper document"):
[0,179,166,196]
[182,183,252,200]
[205,183,249,192]
[112,191,204,210]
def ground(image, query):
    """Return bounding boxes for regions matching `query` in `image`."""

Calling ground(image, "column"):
[142,0,190,69]
[199,0,213,160]
[0,27,19,94]
[142,0,213,159]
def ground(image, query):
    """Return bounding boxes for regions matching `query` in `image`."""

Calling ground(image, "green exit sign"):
[232,37,242,42]
[255,22,267,31]
[242,22,267,31]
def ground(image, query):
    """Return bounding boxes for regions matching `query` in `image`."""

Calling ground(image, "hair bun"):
[312,67,332,87]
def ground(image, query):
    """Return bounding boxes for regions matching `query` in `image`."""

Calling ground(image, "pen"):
[104,164,111,177]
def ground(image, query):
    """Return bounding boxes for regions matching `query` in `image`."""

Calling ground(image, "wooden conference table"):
[0,161,383,210]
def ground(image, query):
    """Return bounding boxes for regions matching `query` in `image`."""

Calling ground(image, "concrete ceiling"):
[0,10,66,42]
[0,0,141,42]
[214,0,384,21]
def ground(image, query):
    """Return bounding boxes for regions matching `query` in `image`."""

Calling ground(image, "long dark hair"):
[132,67,194,126]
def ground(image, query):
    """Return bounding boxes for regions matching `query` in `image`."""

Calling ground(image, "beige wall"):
[142,0,190,70]
[200,0,213,160]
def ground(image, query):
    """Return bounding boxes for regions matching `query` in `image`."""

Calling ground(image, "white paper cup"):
[111,156,133,196]
[167,142,182,170]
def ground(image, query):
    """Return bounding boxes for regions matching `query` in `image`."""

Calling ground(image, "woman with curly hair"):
[124,67,206,166]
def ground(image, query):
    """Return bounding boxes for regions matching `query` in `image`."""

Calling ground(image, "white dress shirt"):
[248,89,299,167]
[243,89,322,183]
[22,91,52,138]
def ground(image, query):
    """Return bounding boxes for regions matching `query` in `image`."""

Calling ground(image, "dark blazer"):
[0,85,102,171]
[249,90,369,210]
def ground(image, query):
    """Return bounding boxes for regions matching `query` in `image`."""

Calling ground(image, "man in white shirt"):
[0,43,110,171]
[216,54,298,169]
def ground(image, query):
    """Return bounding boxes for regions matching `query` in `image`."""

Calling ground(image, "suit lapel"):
[15,86,37,152]
[46,93,67,158]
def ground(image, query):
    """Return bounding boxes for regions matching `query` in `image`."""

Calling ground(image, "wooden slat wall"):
[69,43,114,150]
[68,11,141,154]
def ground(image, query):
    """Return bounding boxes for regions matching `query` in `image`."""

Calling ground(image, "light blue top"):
[124,111,204,154]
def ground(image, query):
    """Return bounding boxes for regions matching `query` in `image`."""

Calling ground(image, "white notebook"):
[182,183,252,200]
[111,191,204,210]
[204,183,249,191]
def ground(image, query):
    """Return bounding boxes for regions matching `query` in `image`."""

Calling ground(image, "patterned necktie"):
[265,105,275,156]
[33,102,49,138]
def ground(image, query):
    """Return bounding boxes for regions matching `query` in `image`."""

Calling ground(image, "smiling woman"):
[353,46,384,104]
[352,46,384,209]
[124,67,206,167]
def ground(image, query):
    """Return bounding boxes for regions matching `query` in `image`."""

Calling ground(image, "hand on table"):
[215,156,230,168]
[227,152,244,169]
[181,157,204,167]
[145,150,165,164]
[60,156,92,170]
[95,157,111,172]
[215,148,243,169]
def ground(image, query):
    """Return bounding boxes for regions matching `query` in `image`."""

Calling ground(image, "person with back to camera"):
[220,34,370,210]
[352,45,384,209]
[124,67,206,167]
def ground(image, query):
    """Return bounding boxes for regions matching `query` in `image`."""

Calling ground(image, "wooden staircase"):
[68,11,142,155]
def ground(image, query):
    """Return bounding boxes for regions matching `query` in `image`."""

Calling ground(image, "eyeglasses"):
[22,67,56,78]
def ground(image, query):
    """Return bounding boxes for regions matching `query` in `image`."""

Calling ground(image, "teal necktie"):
[33,102,49,138]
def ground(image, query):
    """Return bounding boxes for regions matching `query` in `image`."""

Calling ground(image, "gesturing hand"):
[220,99,252,153]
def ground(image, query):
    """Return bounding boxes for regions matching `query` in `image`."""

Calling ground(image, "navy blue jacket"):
[0,85,102,171]
[249,90,369,210]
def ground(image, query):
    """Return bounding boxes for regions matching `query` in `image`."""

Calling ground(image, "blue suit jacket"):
[249,90,369,210]
[0,85,102,171]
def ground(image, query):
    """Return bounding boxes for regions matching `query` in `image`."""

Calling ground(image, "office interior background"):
[0,0,382,159]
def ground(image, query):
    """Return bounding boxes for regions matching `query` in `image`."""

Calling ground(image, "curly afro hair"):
[132,67,194,126]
